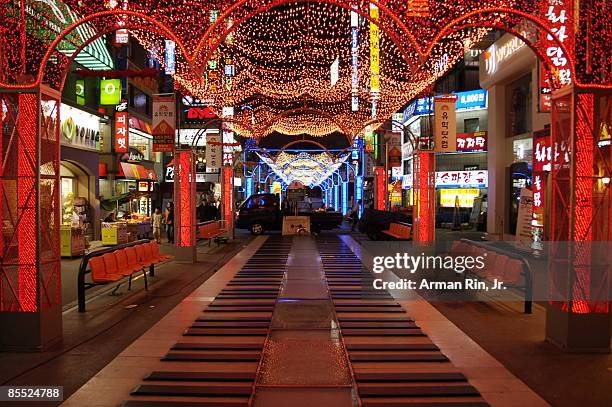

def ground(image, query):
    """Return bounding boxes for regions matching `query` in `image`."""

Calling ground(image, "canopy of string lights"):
[142,1,492,139]
[1,0,608,142]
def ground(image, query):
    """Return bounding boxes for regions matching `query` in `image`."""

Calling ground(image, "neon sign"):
[114,112,129,153]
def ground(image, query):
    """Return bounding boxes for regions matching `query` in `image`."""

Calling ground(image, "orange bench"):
[78,240,174,312]
[382,222,412,240]
[450,239,532,313]
[198,220,227,246]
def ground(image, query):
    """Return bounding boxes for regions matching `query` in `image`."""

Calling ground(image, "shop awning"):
[129,117,153,135]
[117,162,158,181]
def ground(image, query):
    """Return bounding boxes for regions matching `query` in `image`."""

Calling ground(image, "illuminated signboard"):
[369,4,380,94]
[351,11,359,112]
[374,166,386,210]
[364,131,375,153]
[206,132,222,173]
[483,35,527,75]
[185,107,217,122]
[100,79,122,105]
[532,128,550,230]
[392,113,404,133]
[407,0,430,17]
[60,104,102,151]
[351,137,360,160]
[533,129,552,173]
[402,170,489,189]
[76,80,85,106]
[114,112,129,153]
[178,129,215,147]
[434,95,457,153]
[152,94,176,152]
[222,167,234,232]
[138,181,150,192]
[440,189,481,208]
[404,89,487,122]
[456,131,487,152]
[106,0,130,45]
[540,0,573,87]
[436,170,487,188]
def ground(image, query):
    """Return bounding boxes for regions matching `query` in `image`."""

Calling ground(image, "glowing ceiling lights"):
[3,0,604,143]
[130,2,493,140]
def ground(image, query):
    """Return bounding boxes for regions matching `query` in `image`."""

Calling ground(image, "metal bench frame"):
[77,239,157,313]
[456,238,534,314]
[198,220,228,246]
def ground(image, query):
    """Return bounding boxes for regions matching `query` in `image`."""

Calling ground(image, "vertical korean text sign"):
[434,95,458,153]
[152,95,176,152]
[114,112,129,153]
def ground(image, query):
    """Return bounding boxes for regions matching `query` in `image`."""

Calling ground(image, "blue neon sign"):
[403,89,488,122]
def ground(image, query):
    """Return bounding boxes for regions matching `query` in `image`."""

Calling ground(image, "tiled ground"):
[60,234,550,407]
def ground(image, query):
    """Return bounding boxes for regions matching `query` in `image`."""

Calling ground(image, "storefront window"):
[61,176,75,200]
[508,74,532,137]
[129,130,153,161]
[464,118,480,133]
[513,138,533,164]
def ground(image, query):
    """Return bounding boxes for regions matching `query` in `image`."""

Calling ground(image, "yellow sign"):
[364,131,375,152]
[407,0,430,17]
[369,4,380,93]
[439,189,480,208]
[272,182,282,195]
[389,182,402,205]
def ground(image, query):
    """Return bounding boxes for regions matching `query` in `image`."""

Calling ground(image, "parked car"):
[235,193,344,235]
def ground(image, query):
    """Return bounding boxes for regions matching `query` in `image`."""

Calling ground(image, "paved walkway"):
[62,235,548,407]
[0,236,251,407]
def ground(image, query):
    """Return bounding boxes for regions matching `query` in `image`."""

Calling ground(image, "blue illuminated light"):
[245,177,253,198]
[356,176,364,216]
[164,40,176,75]
[342,181,349,215]
[334,184,340,211]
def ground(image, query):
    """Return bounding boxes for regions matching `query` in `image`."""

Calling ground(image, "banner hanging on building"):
[152,94,176,152]
[539,0,573,89]
[434,95,457,153]
[206,132,221,173]
[369,4,380,95]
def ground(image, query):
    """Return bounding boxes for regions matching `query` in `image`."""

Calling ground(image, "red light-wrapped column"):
[173,150,196,257]
[374,166,386,210]
[546,88,611,352]
[17,93,38,312]
[413,151,435,243]
[222,165,234,235]
[0,87,62,350]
